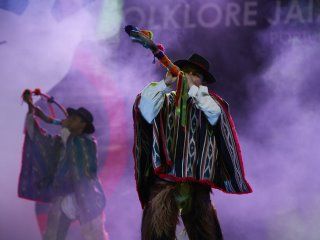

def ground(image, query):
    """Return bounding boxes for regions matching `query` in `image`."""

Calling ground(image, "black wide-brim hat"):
[174,53,217,83]
[67,107,95,134]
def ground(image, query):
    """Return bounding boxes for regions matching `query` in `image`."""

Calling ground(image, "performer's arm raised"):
[138,72,176,124]
[22,90,60,142]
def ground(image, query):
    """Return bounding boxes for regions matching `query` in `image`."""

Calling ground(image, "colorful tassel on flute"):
[124,25,188,126]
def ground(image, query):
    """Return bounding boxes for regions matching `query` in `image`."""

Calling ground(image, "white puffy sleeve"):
[138,80,172,124]
[188,85,221,126]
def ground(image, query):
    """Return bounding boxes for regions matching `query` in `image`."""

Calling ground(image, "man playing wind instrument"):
[133,53,252,240]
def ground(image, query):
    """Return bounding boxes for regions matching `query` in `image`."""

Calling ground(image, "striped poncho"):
[18,115,105,223]
[133,91,252,207]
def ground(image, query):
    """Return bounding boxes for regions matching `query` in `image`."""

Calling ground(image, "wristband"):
[52,119,62,125]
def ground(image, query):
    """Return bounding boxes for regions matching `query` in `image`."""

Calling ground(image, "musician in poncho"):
[18,91,108,240]
[133,54,252,240]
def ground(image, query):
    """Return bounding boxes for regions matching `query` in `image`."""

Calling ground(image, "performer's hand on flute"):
[22,89,55,124]
[22,89,35,113]
[164,71,178,86]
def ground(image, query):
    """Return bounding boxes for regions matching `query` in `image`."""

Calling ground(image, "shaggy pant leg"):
[181,184,223,240]
[141,180,179,240]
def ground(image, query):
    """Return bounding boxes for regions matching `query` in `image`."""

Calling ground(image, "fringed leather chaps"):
[141,178,223,240]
